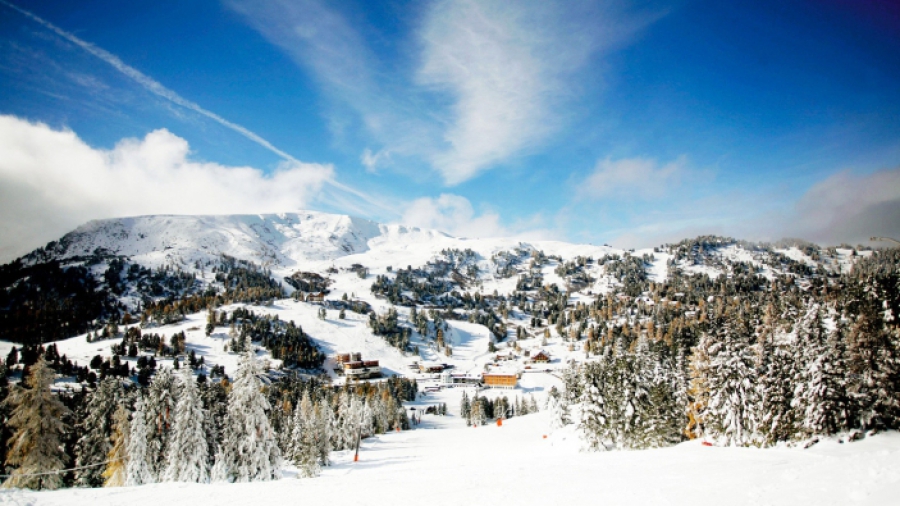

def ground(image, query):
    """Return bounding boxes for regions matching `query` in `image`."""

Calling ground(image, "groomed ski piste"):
[3,398,899,505]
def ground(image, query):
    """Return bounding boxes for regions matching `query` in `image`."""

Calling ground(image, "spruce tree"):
[702,323,759,447]
[74,377,121,487]
[291,390,319,478]
[847,303,900,430]
[460,391,471,425]
[792,307,851,437]
[2,357,69,490]
[757,334,798,445]
[145,367,176,480]
[125,396,153,486]
[212,346,281,482]
[313,401,332,467]
[164,367,209,482]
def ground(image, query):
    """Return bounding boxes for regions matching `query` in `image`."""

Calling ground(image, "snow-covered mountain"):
[6,211,875,331]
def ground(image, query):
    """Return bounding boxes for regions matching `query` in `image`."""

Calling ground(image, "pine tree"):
[145,367,176,480]
[313,401,332,467]
[334,391,357,450]
[102,403,130,487]
[847,303,900,430]
[212,346,281,482]
[125,396,153,486]
[2,357,69,490]
[546,387,568,432]
[200,379,228,471]
[74,377,121,487]
[291,391,319,478]
[702,323,759,447]
[757,334,798,445]
[460,391,471,425]
[792,306,850,437]
[163,367,209,483]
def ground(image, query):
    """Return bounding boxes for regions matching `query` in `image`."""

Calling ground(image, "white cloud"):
[224,0,437,160]
[0,115,333,262]
[787,167,900,245]
[227,0,655,185]
[604,166,900,249]
[417,0,654,185]
[361,148,390,173]
[580,156,687,199]
[401,193,558,240]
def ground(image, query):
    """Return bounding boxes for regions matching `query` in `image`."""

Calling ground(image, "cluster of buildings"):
[335,352,381,379]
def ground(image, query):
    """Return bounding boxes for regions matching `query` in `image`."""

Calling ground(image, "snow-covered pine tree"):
[792,305,851,438]
[212,346,281,482]
[460,391,471,425]
[702,321,760,447]
[847,302,900,431]
[125,396,153,486]
[145,367,176,480]
[638,356,684,449]
[579,359,611,451]
[546,386,568,432]
[200,379,228,471]
[471,396,486,426]
[528,395,539,414]
[347,395,365,440]
[74,377,122,487]
[102,403,130,487]
[757,331,798,446]
[374,389,392,433]
[291,390,319,478]
[1,357,69,490]
[313,401,332,467]
[333,390,356,450]
[163,367,209,483]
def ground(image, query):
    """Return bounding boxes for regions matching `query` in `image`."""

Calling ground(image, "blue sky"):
[1,0,899,260]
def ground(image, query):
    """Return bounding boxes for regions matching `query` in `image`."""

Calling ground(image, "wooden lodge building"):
[482,372,518,389]
[529,350,551,364]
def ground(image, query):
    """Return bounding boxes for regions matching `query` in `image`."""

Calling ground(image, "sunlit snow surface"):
[4,410,899,506]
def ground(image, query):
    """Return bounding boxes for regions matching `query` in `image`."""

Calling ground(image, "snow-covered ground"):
[5,408,898,506]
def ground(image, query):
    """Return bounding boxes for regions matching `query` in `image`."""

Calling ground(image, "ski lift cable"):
[0,457,123,479]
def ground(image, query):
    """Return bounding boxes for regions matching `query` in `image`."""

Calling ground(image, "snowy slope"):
[7,410,899,506]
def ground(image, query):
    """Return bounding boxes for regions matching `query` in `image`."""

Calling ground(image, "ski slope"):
[6,409,899,506]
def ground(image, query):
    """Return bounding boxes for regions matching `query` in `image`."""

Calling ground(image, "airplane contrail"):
[1,0,302,164]
[1,0,400,218]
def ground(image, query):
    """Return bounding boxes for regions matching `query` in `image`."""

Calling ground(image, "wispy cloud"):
[0,0,300,164]
[603,166,900,249]
[227,0,658,185]
[0,115,335,262]
[786,167,900,245]
[418,0,613,184]
[401,193,559,240]
[579,156,688,199]
[224,0,438,163]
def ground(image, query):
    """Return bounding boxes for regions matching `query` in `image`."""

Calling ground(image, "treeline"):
[224,308,325,369]
[0,345,418,490]
[554,248,900,449]
[0,260,120,344]
[0,250,290,346]
[460,390,539,426]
